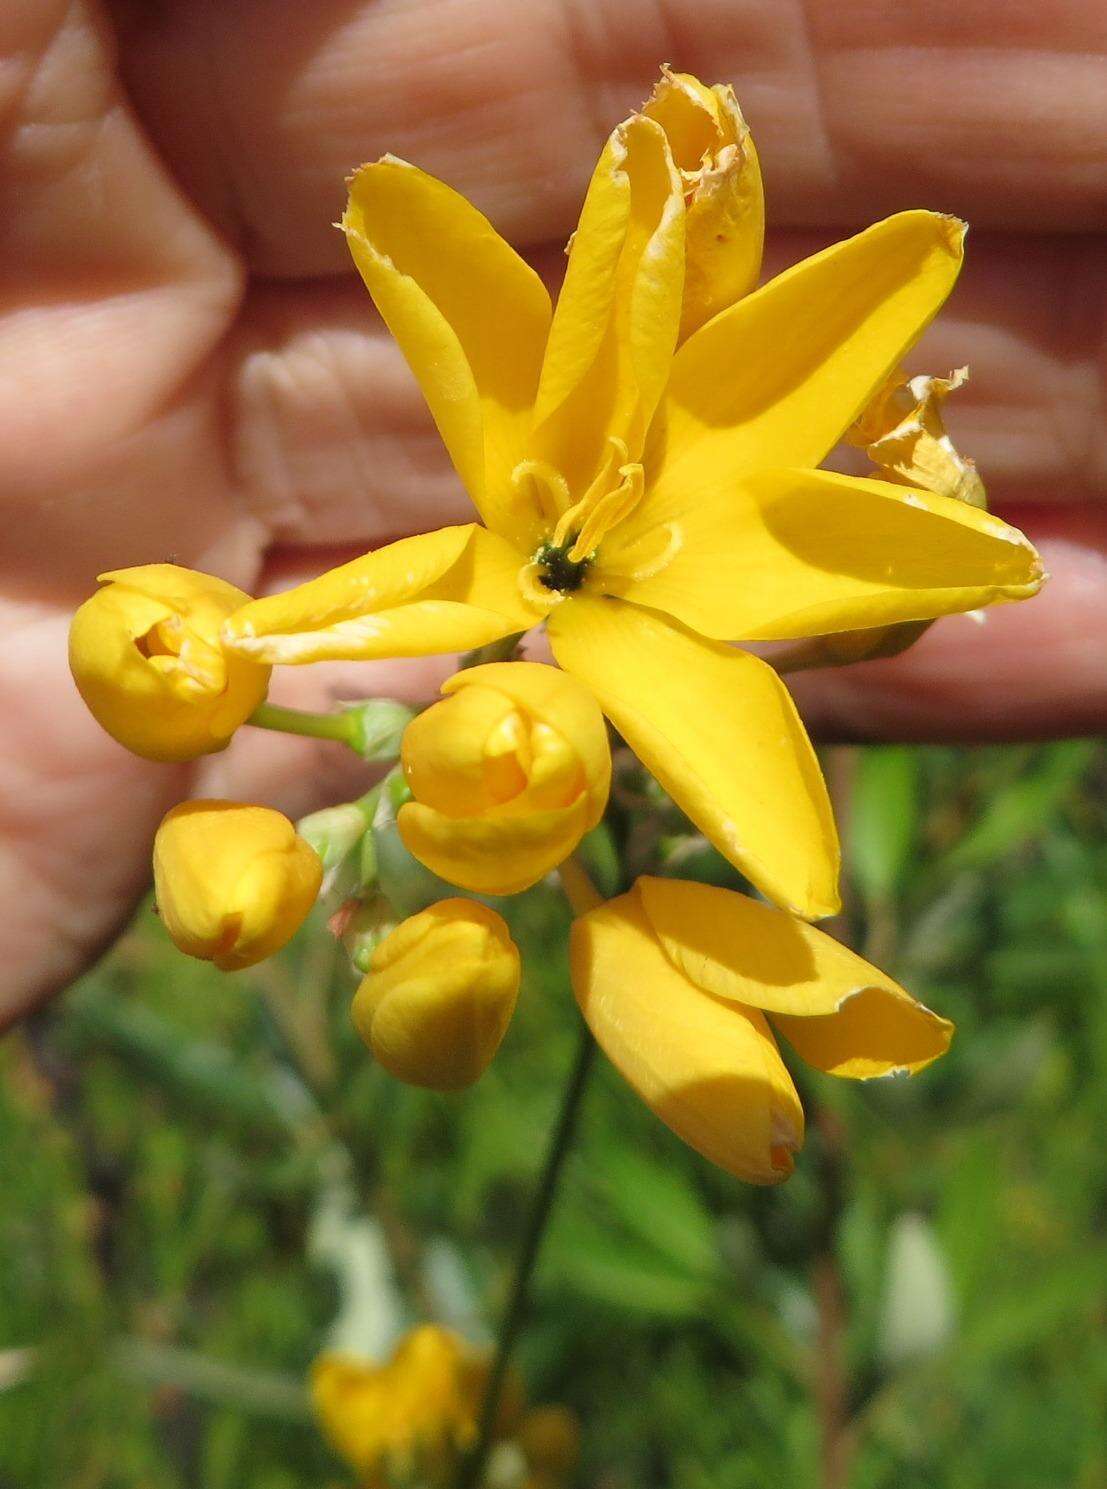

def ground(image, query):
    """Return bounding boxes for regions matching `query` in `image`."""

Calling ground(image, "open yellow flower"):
[571,877,952,1183]
[223,72,1043,920]
[399,662,610,895]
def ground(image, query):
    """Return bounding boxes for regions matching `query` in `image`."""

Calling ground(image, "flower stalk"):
[456,1016,597,1489]
[248,700,362,748]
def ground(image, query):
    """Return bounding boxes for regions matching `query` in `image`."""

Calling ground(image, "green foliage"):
[1,742,1105,1487]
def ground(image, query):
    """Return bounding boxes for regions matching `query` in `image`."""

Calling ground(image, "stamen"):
[511,460,572,525]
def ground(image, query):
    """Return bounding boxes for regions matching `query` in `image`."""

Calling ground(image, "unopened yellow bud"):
[398,663,610,896]
[352,899,521,1090]
[69,565,270,762]
[642,65,764,340]
[153,801,322,971]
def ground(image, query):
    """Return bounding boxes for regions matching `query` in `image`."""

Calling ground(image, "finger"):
[0,602,189,1029]
[0,1,245,591]
[788,507,1107,741]
[109,0,1107,276]
[226,229,1105,558]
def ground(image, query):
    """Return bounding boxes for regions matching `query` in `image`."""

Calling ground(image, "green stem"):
[456,1017,597,1489]
[247,701,358,748]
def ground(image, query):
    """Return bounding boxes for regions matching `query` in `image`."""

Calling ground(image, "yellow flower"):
[352,899,521,1090]
[223,72,1043,921]
[312,1327,489,1487]
[570,877,952,1183]
[398,662,610,895]
[153,801,322,971]
[69,564,270,762]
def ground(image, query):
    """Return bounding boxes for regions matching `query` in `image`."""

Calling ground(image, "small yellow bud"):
[642,65,764,340]
[352,899,521,1090]
[69,565,270,762]
[153,801,323,971]
[398,663,610,896]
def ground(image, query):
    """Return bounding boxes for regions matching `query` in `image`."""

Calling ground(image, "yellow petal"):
[597,467,1043,642]
[549,597,839,919]
[636,876,952,1076]
[655,211,965,483]
[443,662,611,825]
[641,67,764,339]
[532,115,684,490]
[343,158,552,546]
[397,796,592,897]
[223,526,545,665]
[570,885,803,1183]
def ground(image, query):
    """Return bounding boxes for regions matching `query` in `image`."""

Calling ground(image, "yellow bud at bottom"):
[352,900,521,1091]
[153,801,323,971]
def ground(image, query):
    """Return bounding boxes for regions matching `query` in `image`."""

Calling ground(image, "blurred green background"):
[2,740,1105,1489]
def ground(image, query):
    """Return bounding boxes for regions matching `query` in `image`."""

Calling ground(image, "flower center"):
[512,438,649,606]
[533,541,590,595]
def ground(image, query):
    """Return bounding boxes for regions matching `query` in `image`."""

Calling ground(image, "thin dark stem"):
[456,1018,597,1489]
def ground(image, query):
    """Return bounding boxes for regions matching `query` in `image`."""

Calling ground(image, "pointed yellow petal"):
[636,876,952,1077]
[549,597,839,919]
[597,467,1044,642]
[655,212,965,482]
[570,885,803,1183]
[772,991,952,1080]
[223,526,545,665]
[642,68,764,340]
[532,116,684,489]
[343,158,552,546]
[397,796,592,896]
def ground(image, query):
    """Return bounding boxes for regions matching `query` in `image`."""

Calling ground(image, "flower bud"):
[642,66,764,340]
[333,892,398,973]
[398,663,610,896]
[352,899,520,1090]
[153,801,323,970]
[69,565,270,762]
[296,801,369,896]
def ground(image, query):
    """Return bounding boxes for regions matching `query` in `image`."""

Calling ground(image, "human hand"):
[3,0,1104,1024]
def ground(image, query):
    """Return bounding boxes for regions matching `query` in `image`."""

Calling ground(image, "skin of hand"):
[1,0,1104,1026]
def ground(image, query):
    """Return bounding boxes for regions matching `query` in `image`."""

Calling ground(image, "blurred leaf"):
[941,741,1097,872]
[586,1147,721,1285]
[849,746,921,907]
[62,992,309,1138]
